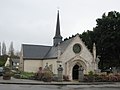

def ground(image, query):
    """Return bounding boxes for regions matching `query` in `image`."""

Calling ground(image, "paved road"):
[0,77,120,90]
[0,84,120,90]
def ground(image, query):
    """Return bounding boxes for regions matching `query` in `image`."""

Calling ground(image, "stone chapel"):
[20,10,98,80]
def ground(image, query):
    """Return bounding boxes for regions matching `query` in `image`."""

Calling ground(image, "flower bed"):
[83,73,120,82]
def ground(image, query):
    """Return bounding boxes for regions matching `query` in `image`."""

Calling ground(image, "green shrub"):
[20,72,35,79]
[14,74,21,79]
[88,71,94,76]
[87,71,94,82]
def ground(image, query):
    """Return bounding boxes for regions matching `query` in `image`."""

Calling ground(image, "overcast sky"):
[0,0,120,52]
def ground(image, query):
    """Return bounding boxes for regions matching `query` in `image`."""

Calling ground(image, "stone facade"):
[19,11,99,80]
[20,34,98,80]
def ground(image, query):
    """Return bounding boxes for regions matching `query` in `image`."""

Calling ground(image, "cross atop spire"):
[53,10,62,46]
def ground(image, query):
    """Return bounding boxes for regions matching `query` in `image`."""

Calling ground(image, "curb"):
[0,82,116,85]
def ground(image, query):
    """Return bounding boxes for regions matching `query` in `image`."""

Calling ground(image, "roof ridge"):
[22,44,52,47]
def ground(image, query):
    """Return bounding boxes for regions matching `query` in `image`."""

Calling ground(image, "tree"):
[0,42,1,55]
[80,30,95,52]
[15,51,20,57]
[8,42,14,57]
[0,55,8,67]
[2,42,6,55]
[93,11,120,69]
[80,11,120,70]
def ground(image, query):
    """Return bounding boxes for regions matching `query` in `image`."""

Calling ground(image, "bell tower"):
[53,10,62,46]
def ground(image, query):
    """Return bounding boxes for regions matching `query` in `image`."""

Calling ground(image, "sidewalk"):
[0,76,120,85]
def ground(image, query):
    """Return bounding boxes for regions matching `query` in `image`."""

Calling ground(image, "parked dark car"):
[0,67,4,76]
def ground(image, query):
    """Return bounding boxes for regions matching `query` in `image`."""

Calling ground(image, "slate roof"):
[22,44,51,59]
[22,38,74,60]
[45,38,73,58]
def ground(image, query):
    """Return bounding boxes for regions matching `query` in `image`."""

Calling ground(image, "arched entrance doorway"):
[72,64,79,80]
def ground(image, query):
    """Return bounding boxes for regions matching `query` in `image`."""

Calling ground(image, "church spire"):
[53,10,62,46]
